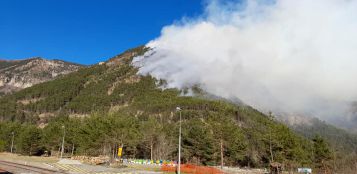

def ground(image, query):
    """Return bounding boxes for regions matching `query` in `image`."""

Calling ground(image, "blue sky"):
[0,0,204,65]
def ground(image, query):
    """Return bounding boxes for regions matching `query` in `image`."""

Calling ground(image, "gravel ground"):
[221,166,268,174]
[0,152,58,170]
[0,153,269,174]
[0,153,162,173]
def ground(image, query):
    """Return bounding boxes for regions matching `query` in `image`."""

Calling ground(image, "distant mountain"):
[342,102,357,133]
[277,114,357,171]
[0,57,83,96]
[277,114,357,150]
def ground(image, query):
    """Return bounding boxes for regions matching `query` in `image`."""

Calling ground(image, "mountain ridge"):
[0,57,84,96]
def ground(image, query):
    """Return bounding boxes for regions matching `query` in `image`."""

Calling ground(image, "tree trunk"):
[29,144,32,156]
[111,144,115,162]
[57,146,61,158]
[71,144,75,157]
[150,140,153,161]
[220,138,224,169]
[270,129,274,162]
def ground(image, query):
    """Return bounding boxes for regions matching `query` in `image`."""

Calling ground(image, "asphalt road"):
[0,160,65,174]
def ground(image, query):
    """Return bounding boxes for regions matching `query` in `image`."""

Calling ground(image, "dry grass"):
[0,152,59,166]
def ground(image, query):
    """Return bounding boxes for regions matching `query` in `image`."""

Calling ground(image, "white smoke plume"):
[133,0,357,124]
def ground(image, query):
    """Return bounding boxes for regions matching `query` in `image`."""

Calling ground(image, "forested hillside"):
[0,47,349,173]
[289,117,357,172]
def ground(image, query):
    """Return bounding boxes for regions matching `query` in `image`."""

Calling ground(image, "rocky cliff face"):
[0,57,83,95]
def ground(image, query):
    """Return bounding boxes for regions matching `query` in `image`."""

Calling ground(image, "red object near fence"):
[161,164,225,174]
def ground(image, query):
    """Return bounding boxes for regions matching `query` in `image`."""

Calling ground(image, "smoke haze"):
[133,0,357,125]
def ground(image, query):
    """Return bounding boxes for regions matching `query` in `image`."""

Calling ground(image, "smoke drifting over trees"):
[134,0,357,124]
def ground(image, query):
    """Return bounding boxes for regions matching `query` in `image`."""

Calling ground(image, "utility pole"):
[10,132,14,153]
[60,125,66,159]
[176,107,182,174]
